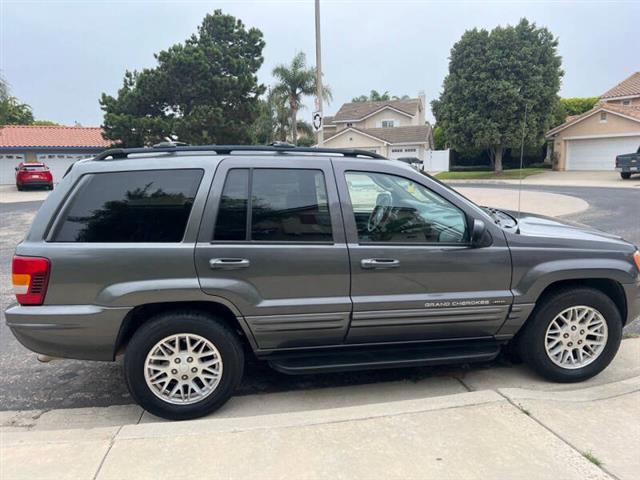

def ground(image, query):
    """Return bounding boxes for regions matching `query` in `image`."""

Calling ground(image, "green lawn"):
[435,167,547,180]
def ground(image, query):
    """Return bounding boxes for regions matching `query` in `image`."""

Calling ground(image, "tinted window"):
[345,171,468,244]
[214,169,249,241]
[251,169,332,242]
[54,169,203,242]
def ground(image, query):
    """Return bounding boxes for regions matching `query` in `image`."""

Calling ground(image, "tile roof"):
[325,125,431,144]
[333,99,420,122]
[546,103,640,137]
[600,72,640,99]
[0,125,112,148]
[323,115,336,127]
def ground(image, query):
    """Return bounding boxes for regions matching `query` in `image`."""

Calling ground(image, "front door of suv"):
[333,161,512,343]
[195,157,350,350]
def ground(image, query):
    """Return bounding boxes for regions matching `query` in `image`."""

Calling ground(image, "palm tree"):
[272,52,332,144]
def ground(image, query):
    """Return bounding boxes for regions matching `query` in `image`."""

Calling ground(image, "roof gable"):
[546,103,640,137]
[600,71,640,99]
[0,125,112,148]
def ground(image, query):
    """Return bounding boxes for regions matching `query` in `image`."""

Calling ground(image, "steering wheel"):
[367,192,392,232]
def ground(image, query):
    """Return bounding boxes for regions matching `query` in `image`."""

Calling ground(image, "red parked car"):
[15,162,53,191]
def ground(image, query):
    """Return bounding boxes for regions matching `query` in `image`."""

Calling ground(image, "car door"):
[195,156,351,350]
[333,159,512,343]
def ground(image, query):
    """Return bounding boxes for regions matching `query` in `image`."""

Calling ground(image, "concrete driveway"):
[447,170,640,189]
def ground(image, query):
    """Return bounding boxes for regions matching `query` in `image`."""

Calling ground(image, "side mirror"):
[14,167,19,171]
[471,219,491,248]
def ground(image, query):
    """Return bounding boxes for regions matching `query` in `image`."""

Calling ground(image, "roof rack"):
[92,144,387,161]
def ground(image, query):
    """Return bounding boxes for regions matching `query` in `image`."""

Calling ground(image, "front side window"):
[213,168,332,242]
[54,169,203,242]
[345,171,468,244]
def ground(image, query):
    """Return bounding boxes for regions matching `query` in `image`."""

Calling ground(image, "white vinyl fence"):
[423,149,450,172]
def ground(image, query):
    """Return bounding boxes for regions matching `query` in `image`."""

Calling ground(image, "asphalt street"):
[1,184,639,411]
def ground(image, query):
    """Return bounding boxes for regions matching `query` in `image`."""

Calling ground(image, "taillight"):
[12,256,50,305]
[633,251,640,273]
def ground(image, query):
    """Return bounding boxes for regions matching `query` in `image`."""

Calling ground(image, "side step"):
[268,341,501,375]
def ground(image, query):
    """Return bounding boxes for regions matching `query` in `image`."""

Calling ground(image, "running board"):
[268,341,501,375]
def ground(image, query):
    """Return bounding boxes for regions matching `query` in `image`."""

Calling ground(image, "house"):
[321,95,435,161]
[546,72,640,171]
[0,125,112,185]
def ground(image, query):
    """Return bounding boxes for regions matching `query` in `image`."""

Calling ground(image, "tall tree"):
[551,97,599,126]
[432,19,563,171]
[0,95,34,125]
[100,10,265,147]
[272,52,331,144]
[352,90,409,102]
[0,75,35,125]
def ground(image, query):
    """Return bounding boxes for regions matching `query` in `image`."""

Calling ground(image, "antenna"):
[516,102,528,228]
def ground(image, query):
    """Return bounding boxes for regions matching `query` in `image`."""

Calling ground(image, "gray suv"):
[6,145,640,420]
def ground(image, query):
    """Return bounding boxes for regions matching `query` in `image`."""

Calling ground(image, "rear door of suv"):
[195,156,351,350]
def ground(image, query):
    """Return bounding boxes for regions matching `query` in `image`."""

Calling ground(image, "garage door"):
[36,153,92,184]
[566,136,640,171]
[0,154,26,185]
[389,146,422,160]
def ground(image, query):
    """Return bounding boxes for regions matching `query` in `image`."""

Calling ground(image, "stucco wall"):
[603,98,640,106]
[360,110,415,129]
[552,111,640,169]
[323,129,383,153]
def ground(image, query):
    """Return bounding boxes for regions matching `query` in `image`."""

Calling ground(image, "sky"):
[1,0,638,126]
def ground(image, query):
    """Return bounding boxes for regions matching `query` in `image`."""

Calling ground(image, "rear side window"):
[53,169,203,242]
[213,168,332,242]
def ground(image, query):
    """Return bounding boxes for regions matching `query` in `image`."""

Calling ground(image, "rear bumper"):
[17,181,52,187]
[4,304,131,361]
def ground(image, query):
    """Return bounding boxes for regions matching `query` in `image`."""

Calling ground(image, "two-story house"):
[321,96,434,161]
[546,71,640,170]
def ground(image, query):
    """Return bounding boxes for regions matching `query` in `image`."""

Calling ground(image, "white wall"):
[424,149,450,172]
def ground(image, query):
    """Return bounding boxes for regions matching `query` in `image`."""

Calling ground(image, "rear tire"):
[620,172,631,179]
[518,288,622,383]
[16,184,23,191]
[124,311,244,420]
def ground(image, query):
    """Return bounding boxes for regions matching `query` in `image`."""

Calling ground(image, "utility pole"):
[314,0,324,146]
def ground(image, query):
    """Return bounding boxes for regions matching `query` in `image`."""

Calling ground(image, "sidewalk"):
[2,339,639,479]
[445,170,640,189]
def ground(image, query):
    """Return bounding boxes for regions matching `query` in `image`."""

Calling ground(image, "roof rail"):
[92,144,387,161]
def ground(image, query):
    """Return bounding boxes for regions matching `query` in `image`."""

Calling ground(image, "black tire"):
[124,311,244,420]
[518,287,622,383]
[620,172,631,180]
[16,184,23,191]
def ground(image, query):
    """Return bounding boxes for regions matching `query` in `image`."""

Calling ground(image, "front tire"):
[518,288,622,383]
[124,311,244,420]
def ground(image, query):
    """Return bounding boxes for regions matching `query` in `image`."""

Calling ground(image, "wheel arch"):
[533,278,628,325]
[113,300,257,359]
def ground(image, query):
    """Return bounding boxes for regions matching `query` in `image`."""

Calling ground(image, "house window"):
[622,100,631,106]
[403,148,417,153]
[346,122,353,127]
[391,148,403,153]
[381,120,395,128]
[600,111,607,122]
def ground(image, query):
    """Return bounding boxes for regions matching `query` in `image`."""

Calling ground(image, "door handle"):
[209,258,250,270]
[361,258,400,269]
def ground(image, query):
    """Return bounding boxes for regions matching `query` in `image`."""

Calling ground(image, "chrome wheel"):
[544,306,608,370]
[144,333,223,405]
